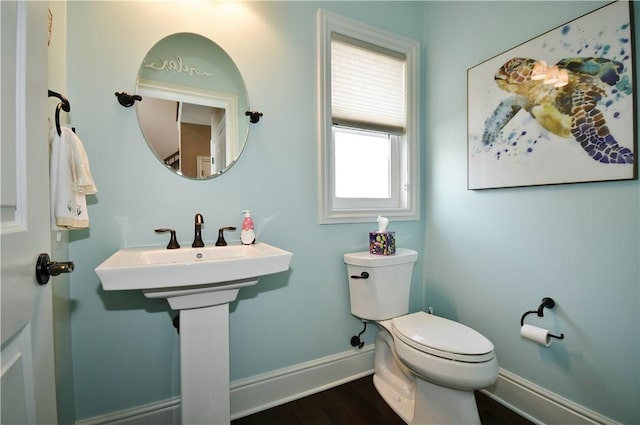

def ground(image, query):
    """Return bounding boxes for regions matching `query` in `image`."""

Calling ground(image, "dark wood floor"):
[232,376,533,425]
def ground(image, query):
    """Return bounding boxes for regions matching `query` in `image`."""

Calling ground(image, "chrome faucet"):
[192,213,204,247]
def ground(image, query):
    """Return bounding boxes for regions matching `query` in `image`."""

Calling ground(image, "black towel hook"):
[48,89,71,136]
[520,297,565,340]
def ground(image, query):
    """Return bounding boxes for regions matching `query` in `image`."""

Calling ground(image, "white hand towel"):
[50,126,97,230]
[68,128,97,195]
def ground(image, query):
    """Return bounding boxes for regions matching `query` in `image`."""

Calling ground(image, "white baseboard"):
[483,368,621,425]
[76,345,375,425]
[78,353,621,425]
[229,344,375,419]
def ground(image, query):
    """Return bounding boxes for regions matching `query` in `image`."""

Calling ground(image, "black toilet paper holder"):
[520,297,565,340]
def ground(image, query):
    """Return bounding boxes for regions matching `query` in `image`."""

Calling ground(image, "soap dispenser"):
[240,210,256,245]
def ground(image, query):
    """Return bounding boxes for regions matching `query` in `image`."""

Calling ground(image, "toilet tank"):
[344,249,418,320]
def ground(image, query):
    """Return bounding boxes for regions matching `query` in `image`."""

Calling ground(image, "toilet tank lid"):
[344,248,418,267]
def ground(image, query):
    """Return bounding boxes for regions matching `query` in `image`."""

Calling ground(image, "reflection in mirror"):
[136,95,236,178]
[135,33,249,179]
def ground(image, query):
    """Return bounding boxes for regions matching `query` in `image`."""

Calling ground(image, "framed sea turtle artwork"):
[467,1,637,190]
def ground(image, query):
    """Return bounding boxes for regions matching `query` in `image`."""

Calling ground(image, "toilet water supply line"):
[351,320,367,349]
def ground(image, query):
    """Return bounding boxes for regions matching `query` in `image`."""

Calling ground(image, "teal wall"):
[62,1,639,424]
[423,2,639,424]
[65,1,425,421]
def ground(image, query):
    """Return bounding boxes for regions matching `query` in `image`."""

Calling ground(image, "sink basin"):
[96,242,292,292]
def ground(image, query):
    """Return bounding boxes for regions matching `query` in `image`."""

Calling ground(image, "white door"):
[1,2,58,423]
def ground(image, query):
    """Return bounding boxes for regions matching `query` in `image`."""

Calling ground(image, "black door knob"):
[35,253,74,285]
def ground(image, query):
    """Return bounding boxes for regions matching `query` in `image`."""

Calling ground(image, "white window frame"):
[317,10,420,224]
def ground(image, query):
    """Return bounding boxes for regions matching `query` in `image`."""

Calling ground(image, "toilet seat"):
[392,312,495,363]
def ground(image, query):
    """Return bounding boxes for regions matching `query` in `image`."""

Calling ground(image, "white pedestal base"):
[165,286,255,425]
[180,303,230,425]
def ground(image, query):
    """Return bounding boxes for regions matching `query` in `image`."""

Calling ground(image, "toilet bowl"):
[390,312,497,390]
[344,249,498,424]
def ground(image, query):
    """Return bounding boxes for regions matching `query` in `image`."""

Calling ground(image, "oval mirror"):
[135,33,250,179]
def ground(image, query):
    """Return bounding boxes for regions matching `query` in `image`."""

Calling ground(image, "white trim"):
[74,357,622,425]
[317,9,420,224]
[231,345,375,419]
[74,398,181,425]
[482,368,622,425]
[1,324,37,424]
[1,1,28,234]
[75,345,375,425]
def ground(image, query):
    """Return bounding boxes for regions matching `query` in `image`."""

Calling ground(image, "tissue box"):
[369,232,396,255]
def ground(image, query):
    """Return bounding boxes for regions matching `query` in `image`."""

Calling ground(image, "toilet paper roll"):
[520,324,552,347]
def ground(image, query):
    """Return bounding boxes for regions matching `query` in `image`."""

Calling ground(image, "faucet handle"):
[215,226,237,246]
[155,228,180,249]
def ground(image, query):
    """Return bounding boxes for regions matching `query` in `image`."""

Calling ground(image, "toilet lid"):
[392,312,495,363]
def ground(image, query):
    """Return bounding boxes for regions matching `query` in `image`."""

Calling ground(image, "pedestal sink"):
[95,243,292,425]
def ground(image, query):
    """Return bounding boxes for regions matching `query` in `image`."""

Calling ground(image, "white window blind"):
[331,36,406,135]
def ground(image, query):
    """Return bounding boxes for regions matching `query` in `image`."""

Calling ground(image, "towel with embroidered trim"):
[50,126,97,230]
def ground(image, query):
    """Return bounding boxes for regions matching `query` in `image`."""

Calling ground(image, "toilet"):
[344,248,498,425]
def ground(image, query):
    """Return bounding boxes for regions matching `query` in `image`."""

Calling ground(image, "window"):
[317,10,419,223]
